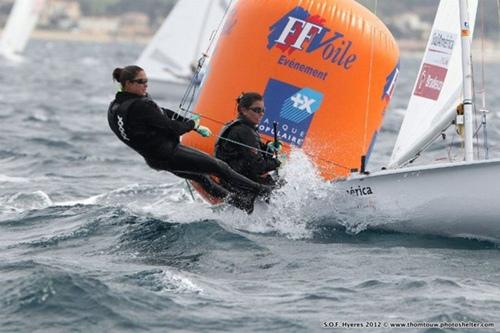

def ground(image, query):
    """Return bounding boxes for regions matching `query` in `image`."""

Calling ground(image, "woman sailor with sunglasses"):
[108,66,274,205]
[214,92,284,212]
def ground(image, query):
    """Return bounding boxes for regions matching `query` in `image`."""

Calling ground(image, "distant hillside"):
[77,0,177,26]
[357,0,438,19]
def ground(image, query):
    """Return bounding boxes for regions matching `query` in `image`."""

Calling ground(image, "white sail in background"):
[0,0,45,59]
[137,0,230,84]
[389,0,478,168]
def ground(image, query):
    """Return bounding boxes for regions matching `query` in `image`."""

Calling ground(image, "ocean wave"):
[58,183,194,209]
[308,223,499,249]
[0,205,123,249]
[22,217,102,248]
[0,260,147,332]
[27,137,75,149]
[113,217,263,269]
[0,149,28,159]
[3,190,53,211]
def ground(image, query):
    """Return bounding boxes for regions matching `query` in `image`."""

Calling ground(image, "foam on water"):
[0,174,30,183]
[4,190,53,210]
[123,269,204,295]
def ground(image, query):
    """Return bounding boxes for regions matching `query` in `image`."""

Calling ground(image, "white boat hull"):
[332,159,500,241]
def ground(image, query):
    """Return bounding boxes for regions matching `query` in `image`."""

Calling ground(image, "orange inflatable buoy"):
[183,0,399,200]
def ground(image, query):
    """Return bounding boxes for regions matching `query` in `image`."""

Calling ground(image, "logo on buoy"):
[268,6,358,70]
[260,79,323,147]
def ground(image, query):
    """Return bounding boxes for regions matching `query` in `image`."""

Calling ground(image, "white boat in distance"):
[334,0,500,242]
[0,0,45,61]
[137,0,231,100]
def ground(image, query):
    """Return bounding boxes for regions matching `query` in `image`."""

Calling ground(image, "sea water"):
[1,40,500,333]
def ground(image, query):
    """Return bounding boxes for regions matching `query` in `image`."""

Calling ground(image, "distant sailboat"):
[136,0,230,99]
[0,0,45,61]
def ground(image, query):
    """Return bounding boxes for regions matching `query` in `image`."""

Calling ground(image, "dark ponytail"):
[236,92,262,112]
[112,65,143,87]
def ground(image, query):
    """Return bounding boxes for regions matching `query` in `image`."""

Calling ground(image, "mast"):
[459,0,474,161]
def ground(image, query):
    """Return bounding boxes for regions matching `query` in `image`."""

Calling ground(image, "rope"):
[185,180,195,200]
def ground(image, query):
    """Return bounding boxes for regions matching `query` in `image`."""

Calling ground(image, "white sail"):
[0,0,45,58]
[389,0,478,168]
[137,0,230,84]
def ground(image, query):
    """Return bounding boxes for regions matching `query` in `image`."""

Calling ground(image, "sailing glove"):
[196,125,212,137]
[266,141,282,153]
[192,114,201,129]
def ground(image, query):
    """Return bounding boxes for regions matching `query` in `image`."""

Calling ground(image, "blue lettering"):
[343,54,357,70]
[330,40,346,63]
[306,30,344,53]
[276,56,328,81]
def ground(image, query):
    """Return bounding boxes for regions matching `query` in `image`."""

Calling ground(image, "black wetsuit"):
[214,117,281,211]
[107,92,269,199]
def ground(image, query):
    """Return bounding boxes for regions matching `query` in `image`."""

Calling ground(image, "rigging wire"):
[470,1,480,161]
[498,0,500,31]
[362,0,378,161]
[177,0,234,118]
[473,0,490,160]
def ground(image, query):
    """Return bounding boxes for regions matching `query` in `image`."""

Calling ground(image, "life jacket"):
[214,119,242,161]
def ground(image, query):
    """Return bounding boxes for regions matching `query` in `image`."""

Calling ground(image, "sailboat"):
[0,0,45,61]
[334,0,500,241]
[181,0,500,241]
[136,0,230,99]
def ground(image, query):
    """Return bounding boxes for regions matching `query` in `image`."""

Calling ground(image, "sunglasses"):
[248,107,265,114]
[130,78,148,84]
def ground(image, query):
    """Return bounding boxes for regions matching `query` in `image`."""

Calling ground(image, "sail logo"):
[431,31,455,51]
[414,30,456,100]
[414,63,447,100]
[267,7,358,70]
[260,79,324,147]
[427,30,456,67]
